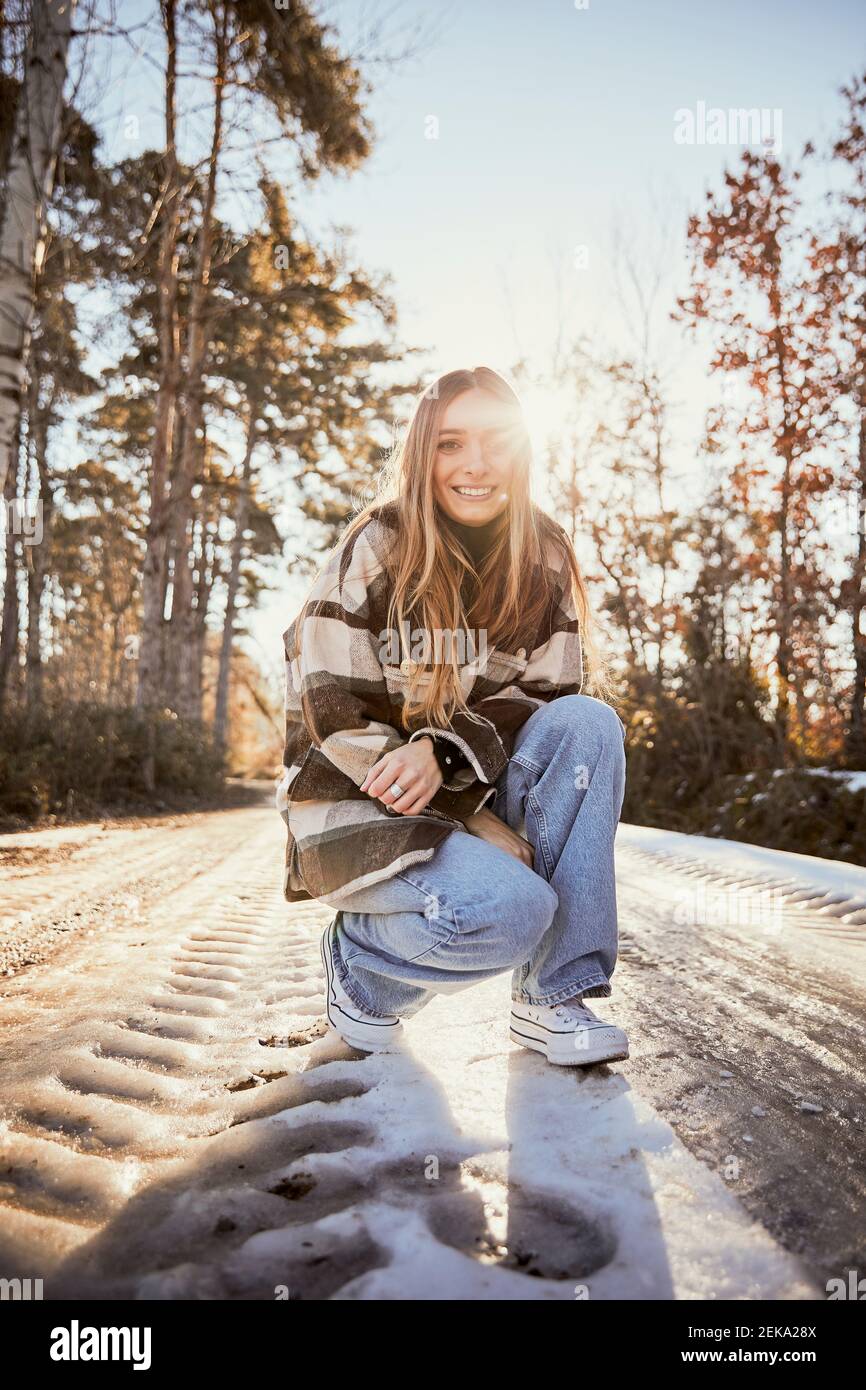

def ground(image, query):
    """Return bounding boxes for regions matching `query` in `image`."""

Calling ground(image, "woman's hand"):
[360,737,443,815]
[463,806,534,868]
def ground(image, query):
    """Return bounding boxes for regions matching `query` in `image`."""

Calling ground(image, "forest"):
[0,0,864,868]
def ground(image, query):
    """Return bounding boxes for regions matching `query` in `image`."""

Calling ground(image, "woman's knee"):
[539,693,625,748]
[489,864,557,954]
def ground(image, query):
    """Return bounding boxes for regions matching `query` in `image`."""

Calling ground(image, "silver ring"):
[390,782,404,798]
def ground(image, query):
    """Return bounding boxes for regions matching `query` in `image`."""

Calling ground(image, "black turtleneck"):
[441,506,508,566]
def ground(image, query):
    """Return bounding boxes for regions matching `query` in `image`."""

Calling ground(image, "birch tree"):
[0,0,76,498]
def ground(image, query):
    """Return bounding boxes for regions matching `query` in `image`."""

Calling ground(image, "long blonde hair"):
[295,366,612,728]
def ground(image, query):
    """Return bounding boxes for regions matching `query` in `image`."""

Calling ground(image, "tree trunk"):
[0,0,75,498]
[137,0,181,709]
[0,423,22,710]
[24,382,52,709]
[775,450,794,755]
[772,325,797,761]
[847,400,866,763]
[214,409,256,751]
[163,5,227,716]
[185,507,213,722]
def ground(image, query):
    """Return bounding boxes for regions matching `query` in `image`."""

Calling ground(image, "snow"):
[124,973,818,1301]
[0,807,839,1299]
[740,768,866,793]
[618,822,866,910]
[615,820,866,991]
[317,977,819,1300]
[803,768,866,794]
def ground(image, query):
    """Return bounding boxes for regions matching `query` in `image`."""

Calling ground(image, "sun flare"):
[519,382,582,454]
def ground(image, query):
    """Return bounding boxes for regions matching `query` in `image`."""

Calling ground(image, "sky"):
[81,0,866,683]
[304,0,861,372]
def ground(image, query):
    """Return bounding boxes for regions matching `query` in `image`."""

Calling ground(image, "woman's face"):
[431,387,520,526]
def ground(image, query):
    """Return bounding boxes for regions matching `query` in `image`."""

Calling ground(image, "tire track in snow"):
[0,809,834,1299]
[0,805,276,977]
[612,828,866,1290]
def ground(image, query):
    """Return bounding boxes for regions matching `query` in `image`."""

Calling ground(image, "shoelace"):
[553,998,599,1023]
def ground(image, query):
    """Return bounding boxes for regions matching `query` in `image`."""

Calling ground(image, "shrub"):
[0,703,225,825]
[618,666,865,866]
[702,769,866,867]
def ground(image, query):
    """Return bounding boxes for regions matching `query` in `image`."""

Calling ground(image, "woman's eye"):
[437,439,460,452]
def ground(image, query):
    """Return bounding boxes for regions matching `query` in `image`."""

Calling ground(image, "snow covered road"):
[0,802,862,1299]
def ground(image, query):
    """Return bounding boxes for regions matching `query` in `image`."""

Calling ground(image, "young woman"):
[278,366,628,1066]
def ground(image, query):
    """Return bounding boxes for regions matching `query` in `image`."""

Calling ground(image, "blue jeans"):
[320,694,627,1019]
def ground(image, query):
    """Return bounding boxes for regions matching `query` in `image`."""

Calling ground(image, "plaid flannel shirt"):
[277,501,584,903]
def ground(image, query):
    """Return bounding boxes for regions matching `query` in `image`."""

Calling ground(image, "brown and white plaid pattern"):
[278,501,585,903]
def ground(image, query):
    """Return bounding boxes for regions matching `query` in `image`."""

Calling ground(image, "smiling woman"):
[293,365,609,736]
[280,364,628,1069]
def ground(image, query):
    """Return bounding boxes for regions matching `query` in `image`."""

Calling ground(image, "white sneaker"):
[510,996,629,1066]
[320,917,403,1052]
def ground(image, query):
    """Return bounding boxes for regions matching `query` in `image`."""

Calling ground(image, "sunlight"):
[518,381,584,503]
[519,381,582,456]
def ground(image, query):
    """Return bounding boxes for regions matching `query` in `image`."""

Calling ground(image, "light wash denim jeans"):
[320,694,627,1019]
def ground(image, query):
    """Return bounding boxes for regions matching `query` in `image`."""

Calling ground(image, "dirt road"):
[0,797,862,1299]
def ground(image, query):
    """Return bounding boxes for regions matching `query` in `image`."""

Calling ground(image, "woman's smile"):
[452,484,494,499]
